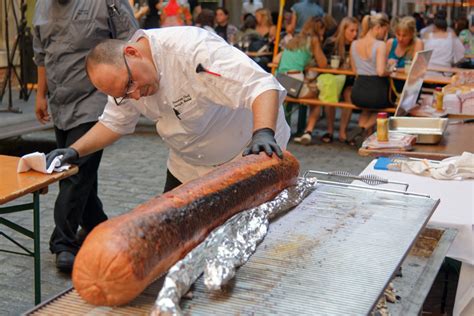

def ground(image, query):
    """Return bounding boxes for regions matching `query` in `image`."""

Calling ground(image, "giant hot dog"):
[72,151,299,306]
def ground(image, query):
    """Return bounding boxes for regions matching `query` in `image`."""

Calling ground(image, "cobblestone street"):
[0,117,372,315]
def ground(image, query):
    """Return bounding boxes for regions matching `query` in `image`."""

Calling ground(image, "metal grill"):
[27,182,438,315]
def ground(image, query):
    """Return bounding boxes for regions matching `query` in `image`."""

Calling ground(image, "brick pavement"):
[0,119,374,314]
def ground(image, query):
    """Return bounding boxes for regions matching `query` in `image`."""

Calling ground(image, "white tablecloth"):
[359,160,473,315]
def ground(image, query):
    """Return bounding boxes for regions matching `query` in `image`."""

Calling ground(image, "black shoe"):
[56,251,75,272]
[347,127,366,147]
[76,228,89,246]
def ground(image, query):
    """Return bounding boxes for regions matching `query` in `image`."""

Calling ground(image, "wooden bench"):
[285,96,396,113]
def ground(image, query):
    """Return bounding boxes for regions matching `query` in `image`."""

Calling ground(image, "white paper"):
[17,152,71,174]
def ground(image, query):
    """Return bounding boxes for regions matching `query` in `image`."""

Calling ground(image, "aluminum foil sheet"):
[151,177,316,316]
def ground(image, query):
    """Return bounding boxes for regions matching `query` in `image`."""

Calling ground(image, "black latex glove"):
[46,147,79,169]
[242,128,283,158]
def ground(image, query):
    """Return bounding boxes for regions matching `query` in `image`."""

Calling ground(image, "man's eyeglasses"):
[113,53,138,106]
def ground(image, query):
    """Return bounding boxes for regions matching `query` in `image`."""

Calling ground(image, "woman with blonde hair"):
[387,16,424,69]
[348,13,391,146]
[275,17,327,99]
[255,8,276,41]
[294,17,359,144]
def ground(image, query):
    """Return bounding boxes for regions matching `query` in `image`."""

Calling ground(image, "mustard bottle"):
[376,112,389,142]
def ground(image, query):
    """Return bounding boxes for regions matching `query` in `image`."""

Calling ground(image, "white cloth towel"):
[401,152,474,180]
[17,152,71,174]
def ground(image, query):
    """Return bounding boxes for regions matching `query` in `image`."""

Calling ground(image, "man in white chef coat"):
[46,27,291,192]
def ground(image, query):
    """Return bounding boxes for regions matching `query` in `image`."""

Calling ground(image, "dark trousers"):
[163,169,182,193]
[49,122,107,255]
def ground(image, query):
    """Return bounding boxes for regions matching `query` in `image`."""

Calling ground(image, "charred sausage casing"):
[72,151,300,306]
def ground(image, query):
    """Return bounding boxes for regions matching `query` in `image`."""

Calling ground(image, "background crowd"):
[125,0,473,147]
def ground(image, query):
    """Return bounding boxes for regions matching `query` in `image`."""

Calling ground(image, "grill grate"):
[180,184,438,315]
[27,182,438,315]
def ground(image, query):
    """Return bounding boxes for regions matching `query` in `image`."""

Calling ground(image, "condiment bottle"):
[434,87,444,112]
[376,112,389,142]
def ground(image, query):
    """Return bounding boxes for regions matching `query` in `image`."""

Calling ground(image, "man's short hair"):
[433,11,447,31]
[85,39,126,76]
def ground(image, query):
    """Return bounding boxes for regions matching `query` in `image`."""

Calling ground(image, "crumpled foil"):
[151,177,317,316]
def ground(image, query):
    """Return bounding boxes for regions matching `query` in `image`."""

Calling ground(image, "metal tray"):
[389,117,448,144]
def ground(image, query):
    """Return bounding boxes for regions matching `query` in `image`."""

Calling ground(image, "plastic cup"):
[330,55,340,69]
[404,60,412,74]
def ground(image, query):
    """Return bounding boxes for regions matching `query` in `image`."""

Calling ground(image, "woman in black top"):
[322,17,358,143]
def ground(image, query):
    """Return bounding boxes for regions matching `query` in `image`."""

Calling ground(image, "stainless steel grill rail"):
[304,169,410,191]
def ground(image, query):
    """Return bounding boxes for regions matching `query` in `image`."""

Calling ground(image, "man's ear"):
[124,45,141,58]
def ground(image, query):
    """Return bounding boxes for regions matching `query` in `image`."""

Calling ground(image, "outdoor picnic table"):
[390,69,452,85]
[269,63,456,85]
[246,51,273,58]
[358,122,474,160]
[269,63,459,86]
[308,67,453,85]
[427,66,466,74]
[0,155,78,304]
[307,66,354,76]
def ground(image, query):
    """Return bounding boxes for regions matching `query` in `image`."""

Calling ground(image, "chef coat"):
[99,27,290,182]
